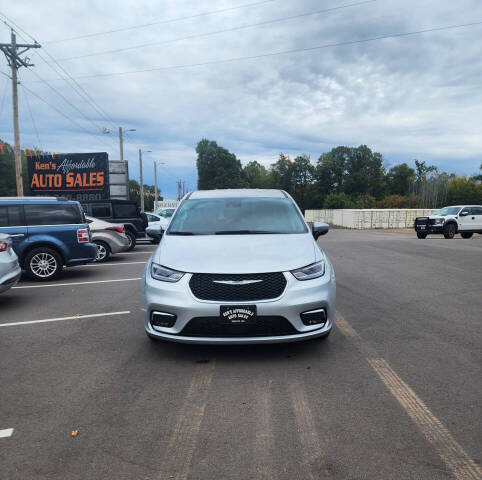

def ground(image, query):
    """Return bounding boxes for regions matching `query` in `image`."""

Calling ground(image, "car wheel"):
[125,230,136,251]
[460,232,473,239]
[417,232,428,239]
[25,247,63,281]
[443,223,456,239]
[94,241,111,262]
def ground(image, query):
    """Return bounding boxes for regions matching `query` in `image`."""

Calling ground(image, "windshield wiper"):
[168,231,197,235]
[214,230,276,235]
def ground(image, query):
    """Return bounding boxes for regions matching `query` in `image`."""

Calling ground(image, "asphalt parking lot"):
[0,231,481,480]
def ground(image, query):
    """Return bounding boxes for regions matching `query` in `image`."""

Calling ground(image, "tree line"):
[196,139,482,211]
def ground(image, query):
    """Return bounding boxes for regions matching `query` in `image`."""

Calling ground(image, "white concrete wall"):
[157,200,180,208]
[305,209,437,229]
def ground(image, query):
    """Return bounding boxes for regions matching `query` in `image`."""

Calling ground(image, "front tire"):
[461,232,473,239]
[443,223,456,239]
[25,247,63,281]
[417,232,428,239]
[94,241,111,262]
[125,230,137,251]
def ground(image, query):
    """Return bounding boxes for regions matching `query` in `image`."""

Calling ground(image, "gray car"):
[142,189,336,344]
[85,216,130,262]
[0,233,22,293]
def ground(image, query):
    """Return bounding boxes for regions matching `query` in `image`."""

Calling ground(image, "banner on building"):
[27,152,110,201]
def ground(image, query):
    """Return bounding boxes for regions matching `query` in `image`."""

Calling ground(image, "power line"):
[0,14,119,131]
[21,83,41,145]
[25,67,115,149]
[42,0,280,44]
[0,75,8,118]
[20,82,117,147]
[51,1,376,62]
[35,49,119,131]
[34,21,482,82]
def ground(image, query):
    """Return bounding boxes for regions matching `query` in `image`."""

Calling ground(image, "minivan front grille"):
[178,316,298,337]
[189,272,287,301]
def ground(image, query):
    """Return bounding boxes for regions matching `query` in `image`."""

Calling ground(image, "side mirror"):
[146,224,164,241]
[459,211,469,217]
[312,222,329,240]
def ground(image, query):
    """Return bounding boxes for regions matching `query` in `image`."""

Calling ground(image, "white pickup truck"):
[414,205,482,239]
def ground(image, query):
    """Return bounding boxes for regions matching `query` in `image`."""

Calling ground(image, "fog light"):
[300,308,326,326]
[150,311,177,329]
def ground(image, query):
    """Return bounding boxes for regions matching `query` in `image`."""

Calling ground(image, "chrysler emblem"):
[213,279,263,285]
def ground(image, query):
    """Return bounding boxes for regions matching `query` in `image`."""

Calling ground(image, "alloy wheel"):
[95,243,107,261]
[30,252,58,278]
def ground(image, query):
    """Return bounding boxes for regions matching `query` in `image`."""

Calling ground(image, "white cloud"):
[1,0,481,198]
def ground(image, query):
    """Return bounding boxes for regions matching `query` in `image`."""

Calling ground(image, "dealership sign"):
[27,152,110,201]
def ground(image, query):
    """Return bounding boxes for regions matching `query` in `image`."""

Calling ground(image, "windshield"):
[168,197,307,235]
[434,206,461,216]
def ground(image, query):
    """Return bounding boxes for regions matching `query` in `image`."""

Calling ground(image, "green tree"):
[268,153,293,193]
[414,159,437,183]
[291,155,314,211]
[323,192,352,209]
[314,146,351,197]
[0,141,16,196]
[242,161,270,189]
[196,139,244,189]
[387,163,415,196]
[446,176,482,205]
[343,145,387,199]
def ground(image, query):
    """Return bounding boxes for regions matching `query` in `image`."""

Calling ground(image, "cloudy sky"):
[1,0,481,199]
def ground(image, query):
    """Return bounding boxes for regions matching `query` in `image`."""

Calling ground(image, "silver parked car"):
[142,189,336,344]
[85,216,130,262]
[0,233,22,294]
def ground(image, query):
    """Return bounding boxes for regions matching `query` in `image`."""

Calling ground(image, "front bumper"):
[0,264,21,293]
[142,261,336,344]
[414,224,443,234]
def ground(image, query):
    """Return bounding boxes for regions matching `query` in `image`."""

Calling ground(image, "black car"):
[81,200,148,250]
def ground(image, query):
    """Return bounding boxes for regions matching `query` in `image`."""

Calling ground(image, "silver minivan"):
[142,189,336,344]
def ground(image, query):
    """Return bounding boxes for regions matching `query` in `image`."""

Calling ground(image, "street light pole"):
[153,161,165,211]
[119,127,124,162]
[154,162,158,211]
[139,149,144,212]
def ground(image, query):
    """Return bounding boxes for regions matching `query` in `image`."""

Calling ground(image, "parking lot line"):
[0,311,131,328]
[335,313,482,480]
[0,428,14,438]
[115,251,153,255]
[82,261,146,267]
[13,278,141,289]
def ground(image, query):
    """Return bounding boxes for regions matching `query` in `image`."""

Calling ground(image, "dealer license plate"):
[220,305,257,324]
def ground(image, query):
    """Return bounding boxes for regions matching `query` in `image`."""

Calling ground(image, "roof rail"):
[0,196,65,201]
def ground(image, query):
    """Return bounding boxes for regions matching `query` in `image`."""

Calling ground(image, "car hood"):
[153,233,320,274]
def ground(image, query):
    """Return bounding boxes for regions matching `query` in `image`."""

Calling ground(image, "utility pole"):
[139,149,144,212]
[1,29,41,196]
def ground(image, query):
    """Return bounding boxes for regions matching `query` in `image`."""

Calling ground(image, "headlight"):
[434,218,444,224]
[291,260,325,281]
[151,263,185,282]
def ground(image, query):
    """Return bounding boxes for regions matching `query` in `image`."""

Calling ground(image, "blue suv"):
[0,197,97,281]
